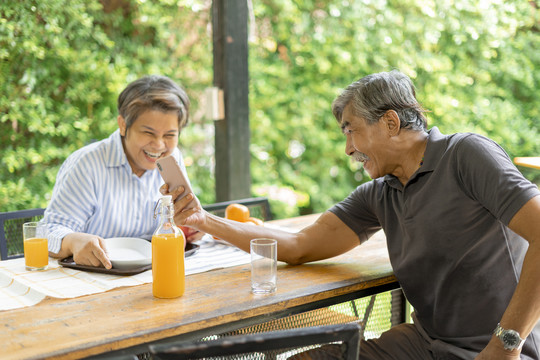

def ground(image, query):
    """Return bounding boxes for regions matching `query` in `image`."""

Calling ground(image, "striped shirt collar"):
[106,129,130,168]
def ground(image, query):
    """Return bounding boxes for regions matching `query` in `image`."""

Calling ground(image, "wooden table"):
[2,213,397,360]
[514,157,540,170]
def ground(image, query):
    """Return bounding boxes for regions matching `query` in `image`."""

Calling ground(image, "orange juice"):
[152,233,185,298]
[24,237,48,270]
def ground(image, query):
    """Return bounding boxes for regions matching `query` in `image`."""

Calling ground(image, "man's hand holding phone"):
[156,155,204,242]
[156,155,199,209]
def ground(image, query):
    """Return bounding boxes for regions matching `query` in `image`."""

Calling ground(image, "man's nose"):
[345,136,355,156]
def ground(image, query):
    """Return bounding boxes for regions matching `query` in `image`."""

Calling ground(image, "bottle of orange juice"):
[152,195,186,299]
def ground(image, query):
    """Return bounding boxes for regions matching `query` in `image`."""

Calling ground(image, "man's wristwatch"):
[493,323,526,351]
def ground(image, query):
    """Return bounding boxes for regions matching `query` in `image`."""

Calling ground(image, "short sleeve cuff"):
[500,188,540,225]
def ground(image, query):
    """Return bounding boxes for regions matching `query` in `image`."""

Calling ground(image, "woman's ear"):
[383,110,401,136]
[117,115,127,137]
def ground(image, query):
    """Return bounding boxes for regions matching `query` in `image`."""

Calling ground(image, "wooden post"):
[212,0,251,202]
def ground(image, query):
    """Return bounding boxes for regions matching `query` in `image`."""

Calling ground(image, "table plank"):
[514,157,540,170]
[2,214,395,360]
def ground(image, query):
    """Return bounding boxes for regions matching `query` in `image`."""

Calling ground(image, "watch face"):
[502,330,521,347]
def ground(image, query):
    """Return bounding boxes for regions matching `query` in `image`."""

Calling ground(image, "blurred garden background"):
[1,0,539,218]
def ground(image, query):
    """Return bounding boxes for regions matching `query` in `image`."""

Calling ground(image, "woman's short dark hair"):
[332,70,427,131]
[117,75,190,131]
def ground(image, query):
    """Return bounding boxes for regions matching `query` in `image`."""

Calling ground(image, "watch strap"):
[493,323,526,351]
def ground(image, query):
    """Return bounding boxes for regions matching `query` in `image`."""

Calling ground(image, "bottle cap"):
[161,195,173,205]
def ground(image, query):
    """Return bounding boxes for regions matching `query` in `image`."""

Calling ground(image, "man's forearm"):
[498,242,540,337]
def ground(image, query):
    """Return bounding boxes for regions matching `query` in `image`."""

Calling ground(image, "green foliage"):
[1,0,538,218]
[249,0,540,216]
[0,0,215,211]
[1,0,116,210]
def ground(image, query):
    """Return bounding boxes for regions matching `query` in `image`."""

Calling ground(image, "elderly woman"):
[44,75,200,269]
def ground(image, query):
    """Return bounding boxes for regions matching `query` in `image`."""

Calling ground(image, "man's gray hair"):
[332,70,427,131]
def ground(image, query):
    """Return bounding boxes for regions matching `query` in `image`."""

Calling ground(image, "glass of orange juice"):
[22,222,48,271]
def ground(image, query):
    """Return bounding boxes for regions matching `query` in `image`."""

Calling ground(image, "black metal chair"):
[0,197,270,260]
[87,355,139,360]
[149,323,361,360]
[203,197,272,221]
[0,198,270,261]
[0,208,45,260]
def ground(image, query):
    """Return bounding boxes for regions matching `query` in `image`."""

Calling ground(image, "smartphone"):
[156,155,198,209]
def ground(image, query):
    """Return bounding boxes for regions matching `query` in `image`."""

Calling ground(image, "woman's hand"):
[62,232,112,269]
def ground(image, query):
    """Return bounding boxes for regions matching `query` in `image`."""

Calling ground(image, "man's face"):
[340,105,390,179]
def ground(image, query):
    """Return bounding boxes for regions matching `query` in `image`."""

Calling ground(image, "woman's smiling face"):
[118,109,179,177]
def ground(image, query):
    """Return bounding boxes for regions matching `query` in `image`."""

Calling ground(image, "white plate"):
[106,237,152,270]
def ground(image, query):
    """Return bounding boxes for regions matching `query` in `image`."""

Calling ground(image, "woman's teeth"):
[144,150,163,159]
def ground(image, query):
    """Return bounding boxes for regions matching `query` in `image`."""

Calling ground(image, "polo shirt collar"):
[383,126,447,188]
[418,126,447,174]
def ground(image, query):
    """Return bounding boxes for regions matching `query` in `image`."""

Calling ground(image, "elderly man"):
[166,70,540,359]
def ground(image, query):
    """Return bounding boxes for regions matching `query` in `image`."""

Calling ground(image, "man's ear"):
[383,110,400,136]
[117,115,127,137]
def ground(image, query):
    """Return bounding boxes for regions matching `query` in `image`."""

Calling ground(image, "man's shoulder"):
[430,127,494,146]
[442,129,497,149]
[446,132,509,163]
[427,129,506,167]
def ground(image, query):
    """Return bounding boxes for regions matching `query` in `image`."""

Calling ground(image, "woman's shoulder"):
[60,132,119,172]
[65,141,105,165]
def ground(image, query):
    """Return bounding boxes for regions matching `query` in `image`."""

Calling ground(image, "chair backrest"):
[203,197,272,221]
[149,322,361,360]
[0,208,45,260]
[0,198,271,260]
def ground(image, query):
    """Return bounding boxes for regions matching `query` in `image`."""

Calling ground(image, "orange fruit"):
[247,217,263,226]
[225,203,250,222]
